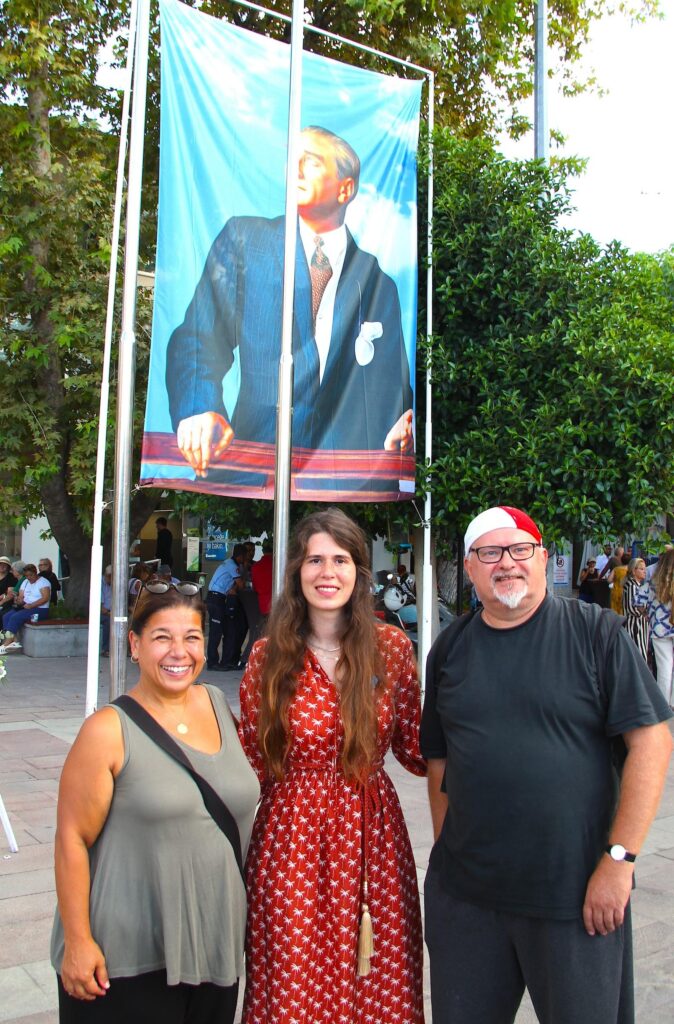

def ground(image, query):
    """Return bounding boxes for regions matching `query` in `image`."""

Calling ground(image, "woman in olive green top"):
[51,582,259,1023]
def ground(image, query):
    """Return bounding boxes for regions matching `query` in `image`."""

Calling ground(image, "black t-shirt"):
[420,595,671,920]
[156,528,174,567]
[44,571,60,605]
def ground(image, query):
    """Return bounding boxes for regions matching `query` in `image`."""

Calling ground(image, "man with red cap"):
[421,505,672,1024]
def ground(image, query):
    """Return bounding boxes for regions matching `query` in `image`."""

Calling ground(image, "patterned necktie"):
[310,236,333,324]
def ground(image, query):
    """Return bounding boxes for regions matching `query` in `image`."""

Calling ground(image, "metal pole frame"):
[272,0,304,598]
[535,0,549,163]
[420,76,435,697]
[110,0,152,700]
[231,0,432,77]
[0,791,19,854]
[102,0,435,682]
[84,0,139,718]
[225,0,434,605]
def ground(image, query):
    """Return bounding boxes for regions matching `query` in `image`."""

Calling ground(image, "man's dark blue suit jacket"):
[166,215,413,453]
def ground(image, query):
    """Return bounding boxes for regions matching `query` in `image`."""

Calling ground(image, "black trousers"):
[425,861,634,1024]
[207,595,246,667]
[57,971,238,1024]
[206,596,226,667]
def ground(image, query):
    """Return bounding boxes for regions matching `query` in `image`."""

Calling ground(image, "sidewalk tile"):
[1,869,55,900]
[3,1013,57,1024]
[0,961,55,1022]
[0,893,57,926]
[0,845,54,876]
[0,917,54,970]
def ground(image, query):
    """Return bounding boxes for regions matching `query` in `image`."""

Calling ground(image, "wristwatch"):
[605,844,637,863]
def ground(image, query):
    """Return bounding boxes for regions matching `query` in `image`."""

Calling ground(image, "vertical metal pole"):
[272,0,305,599]
[110,0,151,700]
[84,0,138,718]
[534,0,549,163]
[0,792,19,854]
[420,74,435,697]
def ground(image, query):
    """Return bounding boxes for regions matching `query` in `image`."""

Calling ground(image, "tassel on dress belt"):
[357,780,379,977]
[357,871,374,976]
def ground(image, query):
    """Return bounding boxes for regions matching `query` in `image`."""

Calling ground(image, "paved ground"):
[1,653,673,1023]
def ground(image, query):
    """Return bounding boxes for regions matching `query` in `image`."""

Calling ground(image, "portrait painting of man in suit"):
[165,126,414,486]
[140,0,422,500]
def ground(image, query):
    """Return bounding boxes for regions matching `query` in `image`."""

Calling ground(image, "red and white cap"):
[464,506,542,554]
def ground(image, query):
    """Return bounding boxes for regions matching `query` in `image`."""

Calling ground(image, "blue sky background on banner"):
[143,0,422,480]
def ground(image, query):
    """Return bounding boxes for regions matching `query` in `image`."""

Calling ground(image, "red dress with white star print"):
[239,624,426,1024]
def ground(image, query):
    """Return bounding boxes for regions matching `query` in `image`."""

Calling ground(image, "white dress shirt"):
[299,221,348,383]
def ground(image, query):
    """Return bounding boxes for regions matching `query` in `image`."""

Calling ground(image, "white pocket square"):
[354,321,383,366]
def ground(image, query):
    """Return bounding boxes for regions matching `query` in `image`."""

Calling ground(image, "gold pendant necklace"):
[142,693,190,735]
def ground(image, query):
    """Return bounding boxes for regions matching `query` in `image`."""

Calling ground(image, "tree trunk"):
[42,483,162,615]
[22,70,164,613]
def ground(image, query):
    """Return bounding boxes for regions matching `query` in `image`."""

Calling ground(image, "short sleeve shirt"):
[20,576,51,609]
[208,559,240,596]
[421,595,671,919]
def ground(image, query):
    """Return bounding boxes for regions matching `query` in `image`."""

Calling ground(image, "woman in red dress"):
[239,509,426,1024]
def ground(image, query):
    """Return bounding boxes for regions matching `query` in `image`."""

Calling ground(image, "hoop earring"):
[130,654,139,665]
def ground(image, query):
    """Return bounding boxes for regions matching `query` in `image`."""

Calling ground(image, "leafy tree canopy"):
[425,132,674,546]
[179,0,658,137]
[0,0,157,611]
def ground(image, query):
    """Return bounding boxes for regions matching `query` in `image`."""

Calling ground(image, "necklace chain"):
[310,647,340,662]
[307,636,341,652]
[142,693,190,735]
[308,637,341,663]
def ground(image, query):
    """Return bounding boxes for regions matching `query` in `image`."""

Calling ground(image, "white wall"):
[371,537,399,578]
[21,517,60,571]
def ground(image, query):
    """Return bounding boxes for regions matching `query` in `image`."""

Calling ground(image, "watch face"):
[610,844,627,861]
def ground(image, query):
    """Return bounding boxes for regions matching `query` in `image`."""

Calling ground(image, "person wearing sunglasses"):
[51,580,260,1023]
[421,505,672,1024]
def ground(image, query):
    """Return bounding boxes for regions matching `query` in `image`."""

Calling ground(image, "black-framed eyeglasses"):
[469,543,542,564]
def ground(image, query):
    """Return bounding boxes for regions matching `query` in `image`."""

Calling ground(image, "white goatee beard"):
[491,577,528,609]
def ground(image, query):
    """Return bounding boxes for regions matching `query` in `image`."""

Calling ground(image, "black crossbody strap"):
[113,695,244,881]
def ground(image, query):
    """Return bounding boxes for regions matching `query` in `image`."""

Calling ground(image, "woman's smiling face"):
[300,532,357,615]
[129,606,204,695]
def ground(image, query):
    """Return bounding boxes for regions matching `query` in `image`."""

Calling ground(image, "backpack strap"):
[113,694,244,881]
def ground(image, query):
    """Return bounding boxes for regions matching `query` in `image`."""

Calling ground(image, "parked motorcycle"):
[374,571,453,652]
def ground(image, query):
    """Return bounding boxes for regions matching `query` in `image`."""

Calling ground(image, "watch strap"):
[605,844,636,863]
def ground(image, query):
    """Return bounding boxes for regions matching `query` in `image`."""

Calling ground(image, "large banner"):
[140,0,422,501]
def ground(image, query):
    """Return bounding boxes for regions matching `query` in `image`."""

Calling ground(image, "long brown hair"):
[653,548,674,612]
[258,509,383,784]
